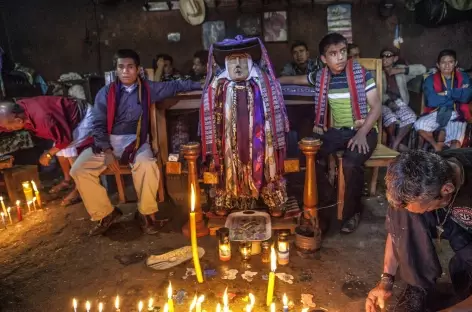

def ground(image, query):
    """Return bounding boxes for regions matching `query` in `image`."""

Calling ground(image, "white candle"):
[7,207,12,224]
[196,295,204,312]
[283,294,288,312]
[32,197,37,210]
[223,288,229,312]
[189,295,197,312]
[1,212,6,229]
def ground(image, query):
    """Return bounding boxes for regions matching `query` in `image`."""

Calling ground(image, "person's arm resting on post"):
[149,80,202,103]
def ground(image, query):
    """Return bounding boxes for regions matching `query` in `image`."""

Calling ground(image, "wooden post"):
[298,138,321,219]
[181,142,209,238]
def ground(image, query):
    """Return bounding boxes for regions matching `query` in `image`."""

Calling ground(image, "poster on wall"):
[327,4,353,43]
[263,11,288,42]
[202,21,226,50]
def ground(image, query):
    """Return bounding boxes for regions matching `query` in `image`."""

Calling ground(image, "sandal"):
[60,190,82,207]
[49,180,73,194]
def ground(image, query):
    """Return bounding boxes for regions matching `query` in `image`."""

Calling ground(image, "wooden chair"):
[100,102,165,204]
[335,58,399,220]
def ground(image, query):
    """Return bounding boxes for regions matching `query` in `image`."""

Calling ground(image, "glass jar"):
[218,227,231,261]
[277,231,290,265]
[22,181,34,202]
[239,241,252,261]
[261,240,271,263]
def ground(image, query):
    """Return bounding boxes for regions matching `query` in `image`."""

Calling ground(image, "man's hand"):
[365,282,393,312]
[385,67,404,76]
[462,84,469,89]
[39,152,52,167]
[313,125,327,136]
[104,149,120,173]
[348,131,370,154]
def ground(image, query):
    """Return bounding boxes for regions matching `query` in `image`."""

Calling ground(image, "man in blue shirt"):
[414,49,472,152]
[70,49,201,236]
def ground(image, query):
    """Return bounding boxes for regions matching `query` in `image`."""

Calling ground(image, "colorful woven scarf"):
[313,59,368,127]
[106,77,151,164]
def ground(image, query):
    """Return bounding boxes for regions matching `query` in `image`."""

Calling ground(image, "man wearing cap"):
[380,47,426,151]
[201,36,289,217]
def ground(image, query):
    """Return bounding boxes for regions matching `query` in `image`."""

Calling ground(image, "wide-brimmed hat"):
[212,36,262,67]
[179,0,205,26]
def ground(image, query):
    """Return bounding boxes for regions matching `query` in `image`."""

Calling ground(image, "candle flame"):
[270,246,277,272]
[72,298,78,309]
[216,303,221,312]
[1,212,4,217]
[138,301,144,312]
[33,196,36,201]
[301,308,309,312]
[114,296,120,309]
[15,200,20,206]
[168,281,173,299]
[85,301,91,311]
[31,180,38,192]
[163,303,169,312]
[22,182,30,188]
[270,302,275,312]
[0,196,3,201]
[248,293,255,306]
[148,298,154,309]
[223,287,228,307]
[98,302,103,312]
[190,184,195,212]
[189,295,198,311]
[283,294,288,306]
[197,295,205,304]
[7,207,10,213]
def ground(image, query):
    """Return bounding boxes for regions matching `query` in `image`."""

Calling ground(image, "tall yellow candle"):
[189,184,203,283]
[196,295,204,312]
[31,181,42,209]
[266,246,277,306]
[167,281,174,312]
[0,196,7,215]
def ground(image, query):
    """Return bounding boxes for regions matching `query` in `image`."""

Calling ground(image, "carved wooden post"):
[298,137,321,219]
[182,142,209,237]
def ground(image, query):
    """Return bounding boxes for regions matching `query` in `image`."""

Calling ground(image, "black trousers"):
[316,128,378,222]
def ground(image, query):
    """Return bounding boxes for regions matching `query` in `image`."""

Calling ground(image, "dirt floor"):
[0,172,456,312]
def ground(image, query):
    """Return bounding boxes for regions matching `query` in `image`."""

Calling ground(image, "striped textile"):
[382,100,417,128]
[414,111,467,145]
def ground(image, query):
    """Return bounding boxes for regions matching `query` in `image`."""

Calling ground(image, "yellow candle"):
[7,207,12,224]
[138,301,144,312]
[189,295,197,312]
[85,301,91,312]
[22,181,34,202]
[0,196,7,215]
[167,281,174,312]
[189,184,203,283]
[266,246,277,306]
[196,295,204,312]
[270,302,275,312]
[31,180,42,209]
[72,298,78,312]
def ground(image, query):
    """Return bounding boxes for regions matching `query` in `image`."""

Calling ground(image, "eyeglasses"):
[381,54,395,58]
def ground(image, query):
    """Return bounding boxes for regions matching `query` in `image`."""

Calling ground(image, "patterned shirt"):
[307,69,376,127]
[281,58,323,76]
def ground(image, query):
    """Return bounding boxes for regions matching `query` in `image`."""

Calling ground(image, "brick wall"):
[2,0,472,79]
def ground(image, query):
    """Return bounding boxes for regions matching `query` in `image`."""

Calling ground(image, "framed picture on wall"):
[262,11,288,42]
[236,14,262,38]
[202,21,226,50]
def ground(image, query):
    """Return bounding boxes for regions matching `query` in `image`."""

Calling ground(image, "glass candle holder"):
[22,181,34,202]
[239,241,252,261]
[218,227,231,261]
[261,240,271,263]
[277,231,290,265]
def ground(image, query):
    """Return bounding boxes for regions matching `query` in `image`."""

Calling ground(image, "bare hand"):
[462,84,469,89]
[313,125,327,136]
[438,92,446,96]
[348,132,370,154]
[354,119,366,129]
[104,150,120,173]
[365,283,393,312]
[39,153,51,167]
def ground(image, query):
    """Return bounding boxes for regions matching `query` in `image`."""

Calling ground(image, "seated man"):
[280,40,323,76]
[0,96,92,199]
[348,43,360,59]
[380,47,425,151]
[366,149,472,312]
[70,49,201,236]
[414,49,472,152]
[188,50,208,82]
[153,54,181,82]
[280,33,381,233]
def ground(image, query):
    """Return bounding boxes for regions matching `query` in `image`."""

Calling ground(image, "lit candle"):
[266,246,277,306]
[301,308,309,312]
[15,200,22,222]
[189,295,197,312]
[163,303,169,312]
[223,288,229,312]
[86,301,91,312]
[245,293,255,312]
[7,207,12,224]
[196,295,205,312]
[167,281,174,312]
[73,298,78,312]
[99,303,104,312]
[115,295,120,311]
[32,197,37,211]
[0,196,7,215]
[147,298,154,311]
[138,301,144,312]
[27,201,32,213]
[270,302,276,312]
[22,181,34,203]
[282,294,288,312]
[189,184,203,283]
[216,303,221,312]
[1,212,6,229]
[31,180,42,209]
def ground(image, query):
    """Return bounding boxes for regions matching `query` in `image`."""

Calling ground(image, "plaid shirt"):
[280,58,323,76]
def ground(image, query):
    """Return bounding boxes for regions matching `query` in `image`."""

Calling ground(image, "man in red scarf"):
[70,49,201,236]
